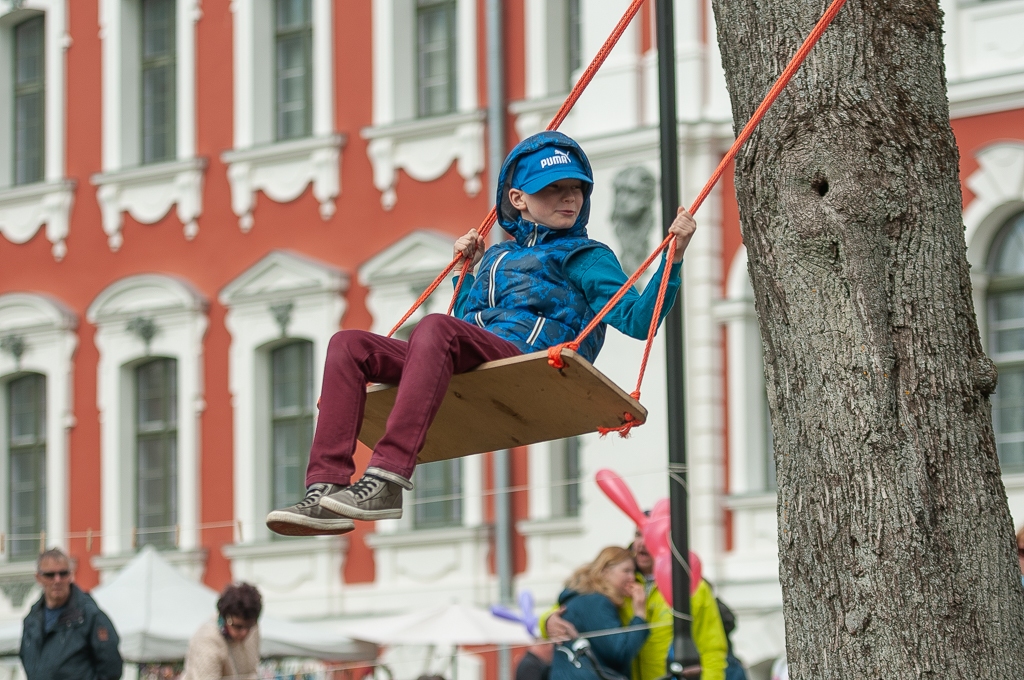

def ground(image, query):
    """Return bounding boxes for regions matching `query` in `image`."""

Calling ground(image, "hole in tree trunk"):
[812,177,830,197]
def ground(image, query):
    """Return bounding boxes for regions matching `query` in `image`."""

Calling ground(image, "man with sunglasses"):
[20,548,123,680]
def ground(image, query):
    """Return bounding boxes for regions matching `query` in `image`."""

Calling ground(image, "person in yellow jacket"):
[541,530,728,680]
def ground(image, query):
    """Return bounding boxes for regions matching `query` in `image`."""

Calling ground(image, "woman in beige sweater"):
[182,583,262,680]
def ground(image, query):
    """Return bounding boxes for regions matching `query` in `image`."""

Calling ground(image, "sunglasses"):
[38,570,70,580]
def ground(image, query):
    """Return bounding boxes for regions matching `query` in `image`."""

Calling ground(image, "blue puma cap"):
[511,145,593,195]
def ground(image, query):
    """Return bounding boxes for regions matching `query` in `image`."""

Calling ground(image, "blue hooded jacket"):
[455,131,681,363]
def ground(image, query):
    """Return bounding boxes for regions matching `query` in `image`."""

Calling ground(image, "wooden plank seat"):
[358,348,648,464]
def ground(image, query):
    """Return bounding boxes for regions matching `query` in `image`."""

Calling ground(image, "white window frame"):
[219,250,348,545]
[92,0,205,251]
[222,0,345,233]
[87,274,207,576]
[716,246,774,496]
[714,245,781,571]
[0,293,76,571]
[0,1,74,262]
[364,0,483,210]
[963,142,1024,502]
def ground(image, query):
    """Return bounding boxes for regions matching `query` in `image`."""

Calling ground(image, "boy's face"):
[509,179,585,230]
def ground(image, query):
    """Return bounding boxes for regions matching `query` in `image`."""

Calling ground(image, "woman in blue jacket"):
[551,547,650,680]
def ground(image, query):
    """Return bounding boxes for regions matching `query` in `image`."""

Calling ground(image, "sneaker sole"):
[318,496,403,520]
[266,511,356,536]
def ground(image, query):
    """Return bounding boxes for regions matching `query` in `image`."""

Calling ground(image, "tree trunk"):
[709,0,1024,675]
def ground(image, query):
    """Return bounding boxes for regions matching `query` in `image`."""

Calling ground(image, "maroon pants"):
[306,314,522,486]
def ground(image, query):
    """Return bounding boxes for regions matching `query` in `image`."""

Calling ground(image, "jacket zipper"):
[488,251,510,307]
[526,316,546,345]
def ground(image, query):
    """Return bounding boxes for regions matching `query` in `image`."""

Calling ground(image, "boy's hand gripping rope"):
[549,0,850,437]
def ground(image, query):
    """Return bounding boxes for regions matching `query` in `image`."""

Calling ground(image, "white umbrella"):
[91,546,376,662]
[342,603,533,646]
[92,546,216,661]
[339,604,531,680]
[0,622,20,656]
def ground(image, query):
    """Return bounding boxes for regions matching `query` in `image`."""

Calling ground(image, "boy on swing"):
[267,131,696,536]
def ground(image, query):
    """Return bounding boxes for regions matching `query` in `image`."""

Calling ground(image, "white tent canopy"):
[338,603,533,646]
[0,547,377,663]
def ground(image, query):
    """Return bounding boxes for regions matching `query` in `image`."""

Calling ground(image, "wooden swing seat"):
[358,348,647,464]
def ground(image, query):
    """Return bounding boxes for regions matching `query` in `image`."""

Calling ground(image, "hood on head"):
[496,131,594,244]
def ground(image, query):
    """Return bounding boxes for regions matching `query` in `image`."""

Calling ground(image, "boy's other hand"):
[669,207,696,263]
[454,229,486,267]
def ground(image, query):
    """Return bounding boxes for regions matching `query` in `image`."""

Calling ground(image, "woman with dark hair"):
[550,547,649,680]
[182,583,263,679]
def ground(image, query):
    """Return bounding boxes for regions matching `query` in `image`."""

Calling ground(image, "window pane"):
[275,0,312,140]
[142,0,175,57]
[989,213,1024,276]
[271,342,314,511]
[276,0,311,29]
[13,16,45,186]
[7,375,46,560]
[567,0,582,84]
[994,365,1024,474]
[141,0,177,164]
[551,437,580,518]
[136,359,177,548]
[8,374,45,445]
[417,2,455,117]
[414,459,462,528]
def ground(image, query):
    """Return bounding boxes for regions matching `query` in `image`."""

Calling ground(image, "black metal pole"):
[656,0,701,677]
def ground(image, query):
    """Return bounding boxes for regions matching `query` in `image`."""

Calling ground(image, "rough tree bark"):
[710,0,1024,676]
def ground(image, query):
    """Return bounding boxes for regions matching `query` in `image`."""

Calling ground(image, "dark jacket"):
[551,589,648,680]
[20,583,123,680]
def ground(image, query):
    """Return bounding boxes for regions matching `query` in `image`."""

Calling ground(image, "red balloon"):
[642,498,671,558]
[653,550,703,606]
[595,469,647,526]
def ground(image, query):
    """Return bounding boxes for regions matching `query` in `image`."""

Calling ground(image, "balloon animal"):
[595,468,702,606]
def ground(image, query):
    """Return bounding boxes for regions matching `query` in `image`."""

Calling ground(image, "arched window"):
[987,211,1024,474]
[135,358,177,548]
[270,340,315,513]
[6,373,46,560]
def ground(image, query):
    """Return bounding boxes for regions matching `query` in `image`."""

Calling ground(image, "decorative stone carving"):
[0,181,76,261]
[0,334,26,367]
[363,112,486,210]
[358,231,458,335]
[610,166,657,274]
[92,159,207,251]
[222,135,345,232]
[270,301,294,338]
[0,576,35,608]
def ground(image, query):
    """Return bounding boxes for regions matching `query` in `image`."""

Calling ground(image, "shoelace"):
[297,483,330,508]
[348,476,381,501]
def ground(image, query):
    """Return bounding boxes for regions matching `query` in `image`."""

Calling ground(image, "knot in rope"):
[547,343,579,369]
[597,411,638,439]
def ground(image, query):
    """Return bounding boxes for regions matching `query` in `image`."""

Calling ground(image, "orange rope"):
[389,0,648,338]
[556,0,850,436]
[392,0,849,438]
